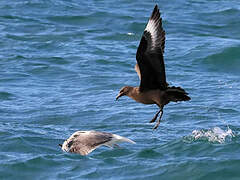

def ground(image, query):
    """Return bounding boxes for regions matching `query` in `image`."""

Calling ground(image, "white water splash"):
[191,127,235,143]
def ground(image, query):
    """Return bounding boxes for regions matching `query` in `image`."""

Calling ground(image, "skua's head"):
[116,86,132,100]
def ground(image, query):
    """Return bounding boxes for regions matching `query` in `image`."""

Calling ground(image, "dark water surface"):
[1,0,240,179]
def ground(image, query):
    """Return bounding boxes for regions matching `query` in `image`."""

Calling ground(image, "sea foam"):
[189,127,235,143]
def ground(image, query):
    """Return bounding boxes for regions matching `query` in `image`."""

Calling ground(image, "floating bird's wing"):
[69,141,98,155]
[66,131,135,155]
[136,5,167,91]
[68,131,113,155]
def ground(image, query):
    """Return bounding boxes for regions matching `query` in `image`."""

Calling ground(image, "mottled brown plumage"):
[60,131,135,155]
[116,5,190,129]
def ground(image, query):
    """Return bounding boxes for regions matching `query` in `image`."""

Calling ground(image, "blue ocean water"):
[0,0,240,179]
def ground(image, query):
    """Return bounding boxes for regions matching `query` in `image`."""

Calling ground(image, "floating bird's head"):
[59,139,70,152]
[116,86,132,100]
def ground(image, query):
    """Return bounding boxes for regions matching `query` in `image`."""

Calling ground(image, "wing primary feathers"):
[136,5,167,91]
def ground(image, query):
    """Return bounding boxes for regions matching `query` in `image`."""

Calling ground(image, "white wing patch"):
[145,19,159,49]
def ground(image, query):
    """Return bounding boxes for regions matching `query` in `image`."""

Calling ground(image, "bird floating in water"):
[116,5,191,129]
[59,130,135,155]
